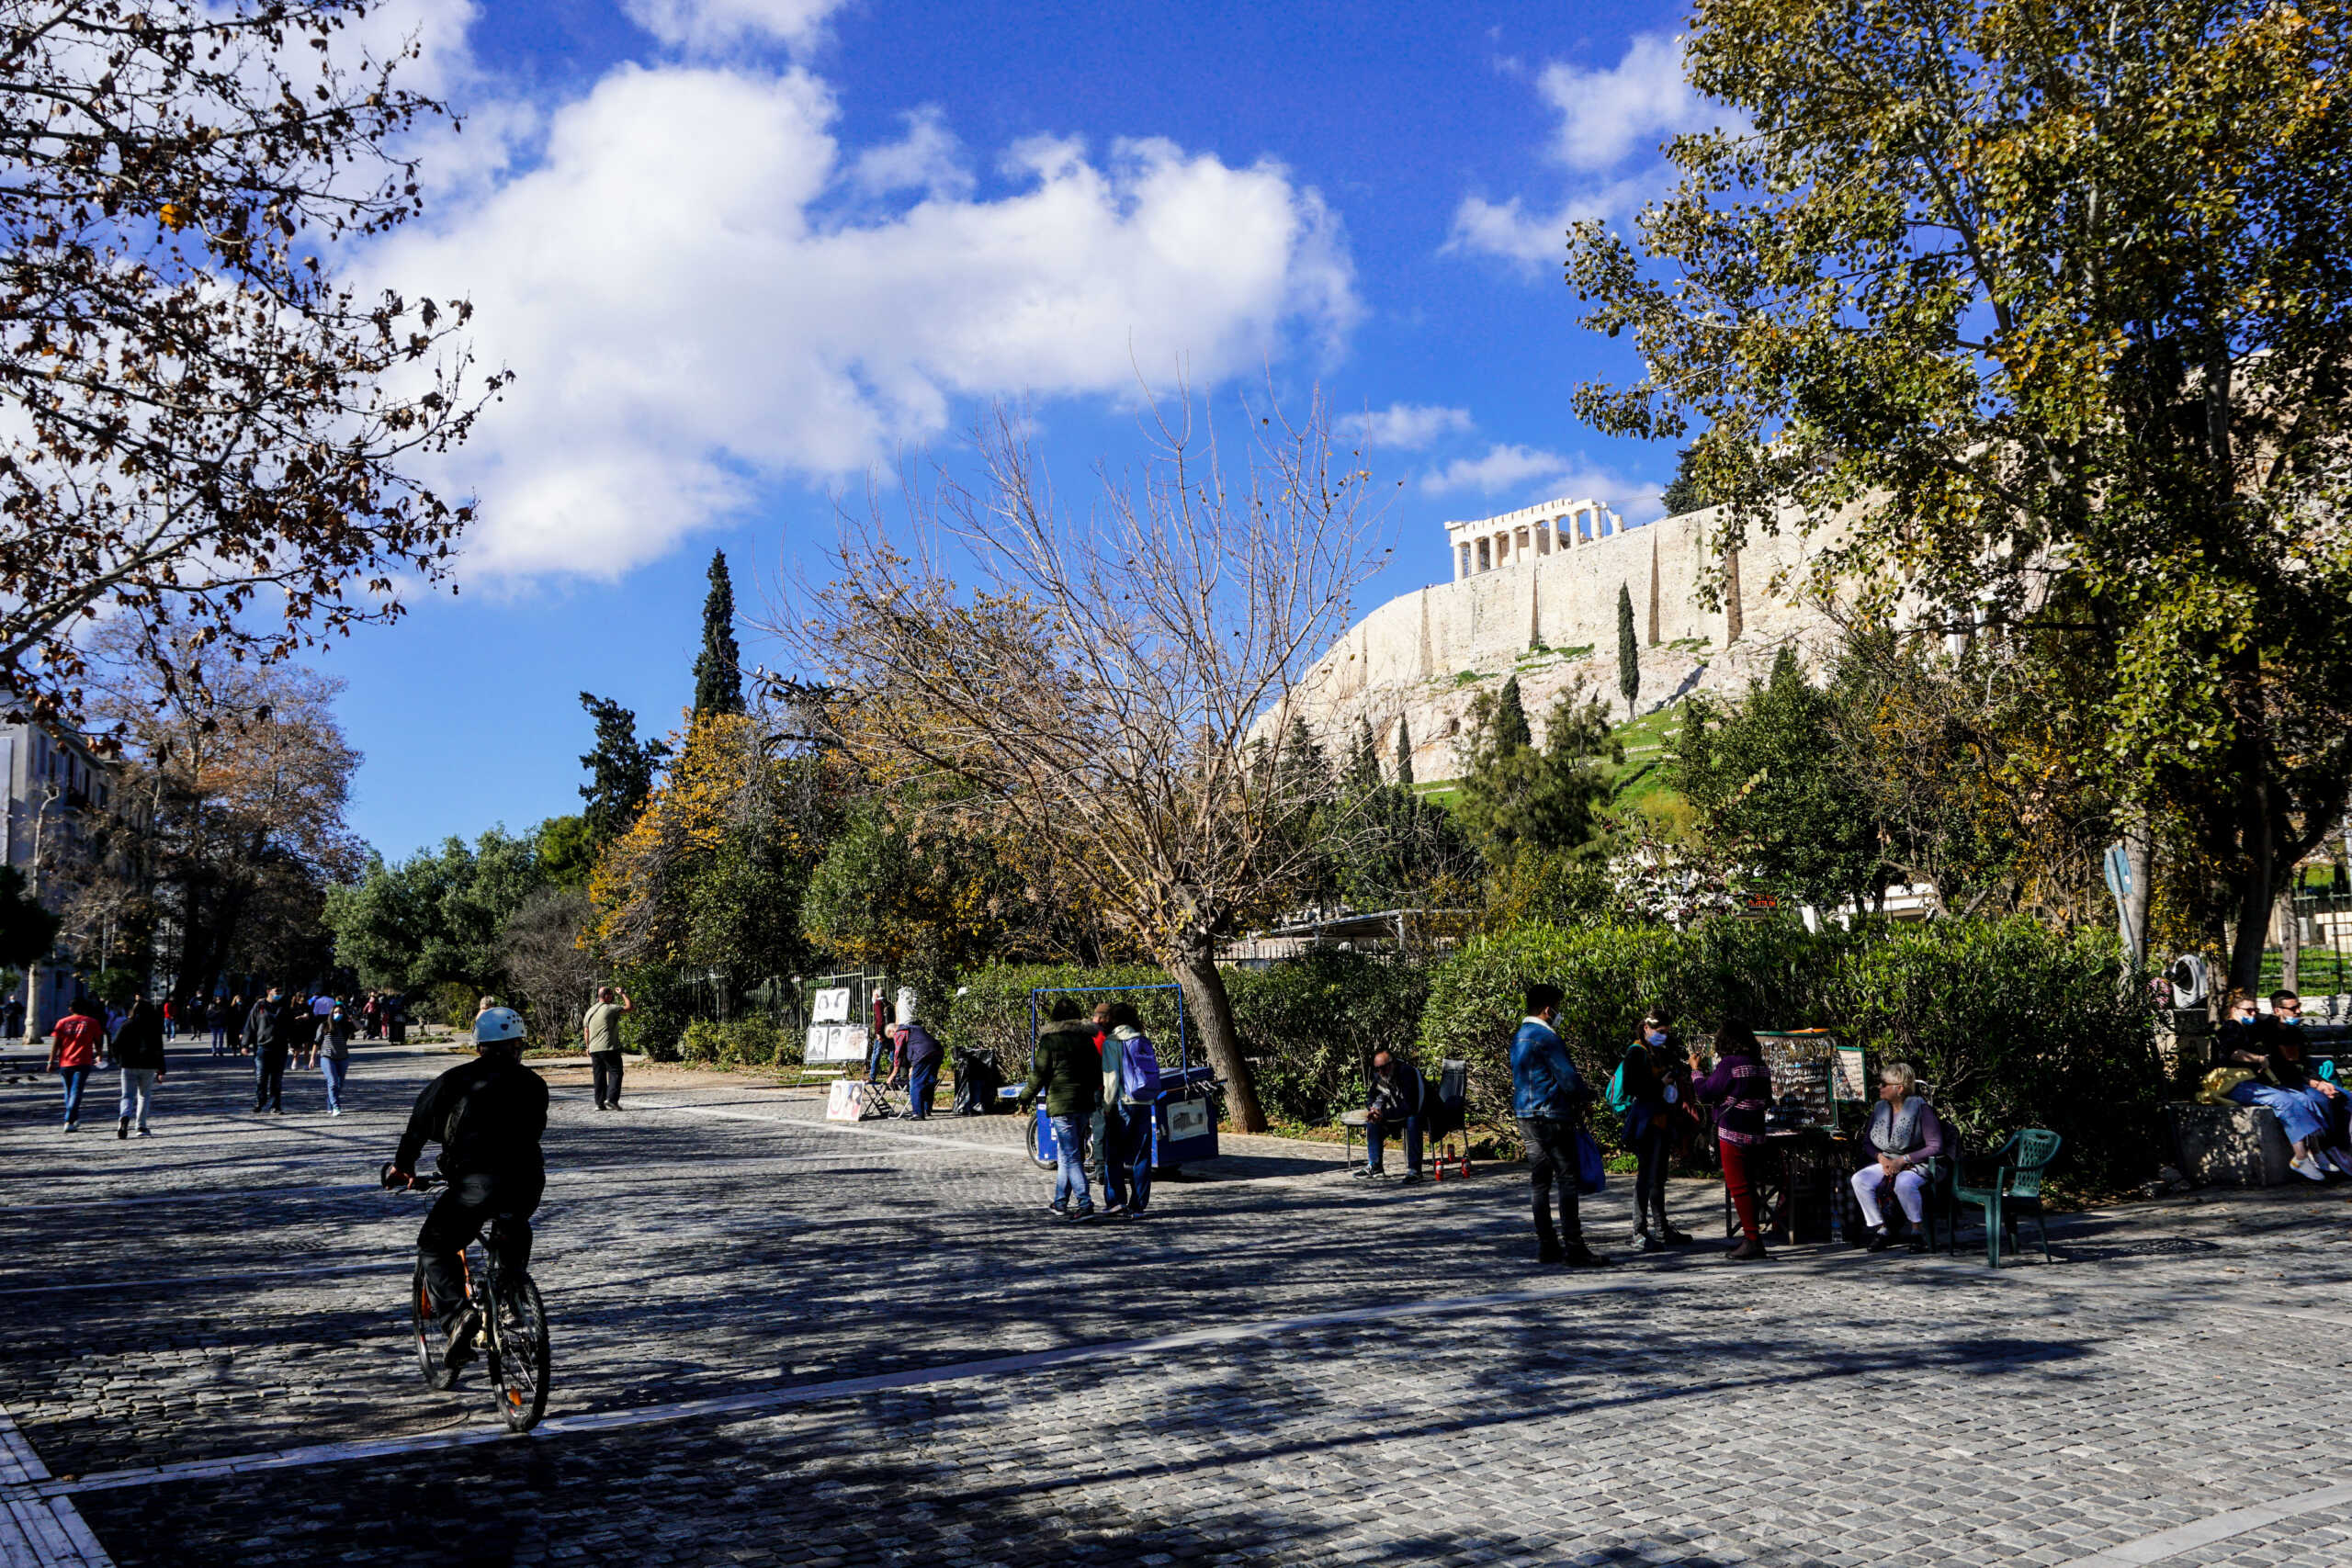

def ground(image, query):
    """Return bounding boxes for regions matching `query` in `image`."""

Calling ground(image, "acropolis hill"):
[1288,494,1842,782]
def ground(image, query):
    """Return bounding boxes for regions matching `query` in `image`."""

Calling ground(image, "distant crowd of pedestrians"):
[34,985,410,1134]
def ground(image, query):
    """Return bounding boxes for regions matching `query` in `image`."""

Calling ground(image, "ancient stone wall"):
[1285,502,1844,781]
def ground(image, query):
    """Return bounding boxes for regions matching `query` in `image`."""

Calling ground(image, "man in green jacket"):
[1019,997,1103,1220]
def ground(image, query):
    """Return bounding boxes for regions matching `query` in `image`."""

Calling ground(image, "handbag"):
[2196,1066,2257,1105]
[1574,1125,1608,1194]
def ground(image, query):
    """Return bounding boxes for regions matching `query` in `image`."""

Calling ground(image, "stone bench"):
[2166,1100,2293,1187]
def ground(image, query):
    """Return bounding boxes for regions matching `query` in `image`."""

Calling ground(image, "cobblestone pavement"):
[3,1041,2351,1567]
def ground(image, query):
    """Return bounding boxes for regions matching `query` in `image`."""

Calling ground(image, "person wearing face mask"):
[1619,1011,1694,1251]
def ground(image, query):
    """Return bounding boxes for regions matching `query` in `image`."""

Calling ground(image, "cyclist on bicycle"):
[382,1006,549,1369]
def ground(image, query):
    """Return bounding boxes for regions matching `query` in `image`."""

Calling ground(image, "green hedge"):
[679,1016,796,1067]
[1417,916,2160,1193]
[944,953,1429,1126]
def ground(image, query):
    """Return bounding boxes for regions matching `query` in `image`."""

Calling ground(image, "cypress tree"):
[1617,581,1641,719]
[1394,716,1415,789]
[692,549,744,717]
[1345,716,1381,793]
[1494,675,1532,752]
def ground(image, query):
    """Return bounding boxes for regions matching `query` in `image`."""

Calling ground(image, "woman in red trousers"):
[1693,1018,1774,1261]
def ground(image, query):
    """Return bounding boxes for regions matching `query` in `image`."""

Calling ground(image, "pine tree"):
[1494,675,1532,752]
[692,549,744,718]
[578,694,671,843]
[1344,716,1381,793]
[1617,581,1641,720]
[1394,716,1415,789]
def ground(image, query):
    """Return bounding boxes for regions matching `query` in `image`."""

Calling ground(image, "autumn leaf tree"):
[0,1,502,720]
[772,397,1388,1133]
[1566,0,2352,987]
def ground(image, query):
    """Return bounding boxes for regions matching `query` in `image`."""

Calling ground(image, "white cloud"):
[622,0,849,53]
[1336,403,1474,450]
[377,64,1358,577]
[1420,444,1663,523]
[1448,32,1731,269]
[850,106,972,200]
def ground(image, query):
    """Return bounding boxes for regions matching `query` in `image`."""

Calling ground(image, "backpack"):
[1118,1031,1163,1101]
[1604,1044,1639,1115]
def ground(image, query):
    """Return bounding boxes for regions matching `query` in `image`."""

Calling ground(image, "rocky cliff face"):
[1282,503,1845,779]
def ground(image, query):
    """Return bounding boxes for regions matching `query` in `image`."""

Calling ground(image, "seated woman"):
[1849,1062,1946,1254]
[2222,988,2352,1181]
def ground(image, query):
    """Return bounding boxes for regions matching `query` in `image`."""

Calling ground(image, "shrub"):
[429,981,478,1032]
[678,1016,786,1066]
[944,953,1430,1126]
[1225,953,1430,1125]
[615,963,692,1062]
[1419,915,2161,1194]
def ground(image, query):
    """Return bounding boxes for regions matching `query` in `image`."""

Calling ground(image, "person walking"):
[892,1011,944,1121]
[1693,1017,1776,1261]
[1512,985,1613,1269]
[45,995,107,1132]
[311,1002,356,1115]
[111,997,167,1138]
[582,986,632,1111]
[1018,998,1102,1221]
[1101,1001,1163,1217]
[244,987,296,1113]
[209,996,232,1057]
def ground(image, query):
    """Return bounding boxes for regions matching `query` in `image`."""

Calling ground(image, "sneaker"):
[328,1108,342,1117]
[1071,1207,1096,1223]
[1636,1233,1667,1254]
[2292,1154,2328,1182]
[1046,1201,1068,1215]
[442,1305,483,1371]
[1351,1167,1382,1181]
[117,1117,130,1140]
[1394,1171,1425,1186]
[62,1120,75,1133]
[1660,1226,1696,1246]
[1866,1227,1893,1253]
[1559,1247,1619,1269]
[136,1127,152,1137]
[271,1107,285,1115]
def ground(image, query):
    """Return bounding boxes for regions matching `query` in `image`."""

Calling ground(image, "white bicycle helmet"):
[475,1006,526,1045]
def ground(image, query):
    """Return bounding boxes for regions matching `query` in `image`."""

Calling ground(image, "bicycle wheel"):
[487,1274,550,1432]
[1025,1113,1055,1170]
[411,1262,456,1392]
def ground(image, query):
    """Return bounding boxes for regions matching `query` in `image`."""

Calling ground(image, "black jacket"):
[112,1011,166,1072]
[243,998,296,1055]
[1366,1065,1425,1121]
[395,1054,549,1179]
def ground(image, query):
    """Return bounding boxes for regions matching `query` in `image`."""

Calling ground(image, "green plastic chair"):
[1951,1129,2063,1267]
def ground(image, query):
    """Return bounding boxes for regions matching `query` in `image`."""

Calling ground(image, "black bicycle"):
[392,1173,550,1433]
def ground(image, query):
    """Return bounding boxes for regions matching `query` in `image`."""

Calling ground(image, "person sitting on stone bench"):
[2221,988,2352,1182]
[1849,1061,1947,1254]
[1355,1050,1426,1184]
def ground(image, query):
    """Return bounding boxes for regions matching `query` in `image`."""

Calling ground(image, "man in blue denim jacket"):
[1511,985,1615,1269]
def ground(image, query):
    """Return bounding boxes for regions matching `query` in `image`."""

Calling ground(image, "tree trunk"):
[1167,945,1266,1133]
[2280,885,2301,995]
[2228,777,2277,998]
[2121,819,2154,968]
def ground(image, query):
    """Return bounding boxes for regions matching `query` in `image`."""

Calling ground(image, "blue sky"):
[323,0,1717,858]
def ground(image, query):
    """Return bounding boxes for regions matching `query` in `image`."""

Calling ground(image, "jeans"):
[418,1168,545,1318]
[906,1059,939,1118]
[321,1055,349,1112]
[209,1025,227,1057]
[1367,1112,1423,1173]
[1632,1122,1671,1235]
[1516,1115,1586,1255]
[119,1068,159,1128]
[591,1052,624,1107]
[254,1050,287,1111]
[1720,1137,1762,1242]
[1102,1100,1154,1212]
[1048,1114,1093,1212]
[2227,1081,2328,1145]
[59,1065,91,1124]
